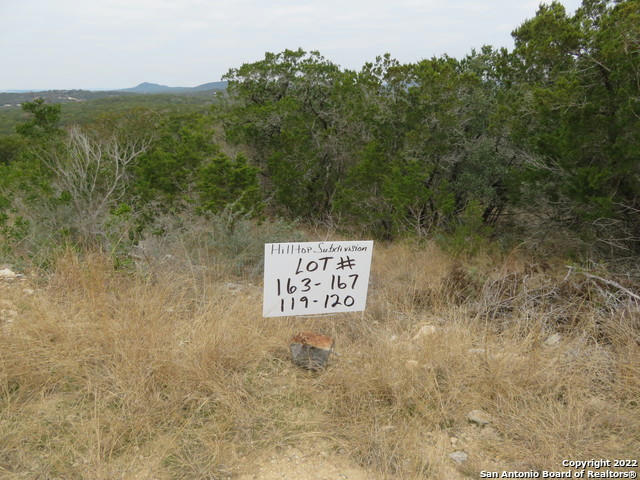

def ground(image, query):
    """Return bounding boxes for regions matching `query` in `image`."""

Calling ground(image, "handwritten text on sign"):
[263,241,373,317]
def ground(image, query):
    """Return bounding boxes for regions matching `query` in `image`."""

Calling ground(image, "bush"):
[196,152,262,216]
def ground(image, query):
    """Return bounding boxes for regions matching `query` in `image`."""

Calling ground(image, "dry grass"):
[1,241,639,479]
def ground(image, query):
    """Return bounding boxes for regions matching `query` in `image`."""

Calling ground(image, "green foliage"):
[0,103,265,266]
[143,210,305,278]
[0,213,29,261]
[222,48,518,244]
[15,99,63,138]
[0,92,217,135]
[0,100,63,262]
[223,49,365,217]
[196,152,262,215]
[2,0,639,264]
[436,201,492,257]
[133,112,219,206]
[1,105,149,264]
[507,0,640,248]
[510,2,582,84]
[206,210,304,277]
[333,141,395,237]
[0,135,25,165]
[334,52,517,239]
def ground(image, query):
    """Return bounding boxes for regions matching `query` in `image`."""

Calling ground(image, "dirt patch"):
[236,444,377,480]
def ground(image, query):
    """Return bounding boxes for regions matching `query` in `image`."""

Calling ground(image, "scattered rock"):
[449,451,468,464]
[290,332,334,371]
[0,268,19,280]
[225,282,246,295]
[467,409,492,426]
[412,324,436,341]
[479,426,500,441]
[22,288,35,295]
[468,348,486,355]
[450,436,458,445]
[544,333,562,346]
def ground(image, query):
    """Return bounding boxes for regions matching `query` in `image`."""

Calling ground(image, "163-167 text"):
[276,273,359,313]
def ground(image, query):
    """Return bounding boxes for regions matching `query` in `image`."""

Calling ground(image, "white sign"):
[263,241,374,317]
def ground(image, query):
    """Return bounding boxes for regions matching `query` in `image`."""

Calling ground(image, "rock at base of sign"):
[290,332,334,371]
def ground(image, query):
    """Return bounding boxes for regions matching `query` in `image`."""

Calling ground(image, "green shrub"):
[196,152,262,216]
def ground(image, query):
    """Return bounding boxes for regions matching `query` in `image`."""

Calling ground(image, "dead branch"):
[565,265,640,303]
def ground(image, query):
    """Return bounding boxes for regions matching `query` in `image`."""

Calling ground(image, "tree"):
[196,152,262,215]
[507,0,640,251]
[223,49,364,218]
[0,135,25,165]
[132,112,219,207]
[37,126,151,242]
[15,98,63,138]
[336,52,517,238]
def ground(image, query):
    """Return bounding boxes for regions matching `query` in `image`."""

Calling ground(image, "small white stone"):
[468,348,486,355]
[544,333,562,346]
[449,451,468,464]
[22,288,35,295]
[412,324,436,341]
[467,409,492,426]
[0,268,17,279]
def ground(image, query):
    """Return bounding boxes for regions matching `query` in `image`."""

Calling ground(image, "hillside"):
[0,81,227,108]
[120,81,227,94]
[0,89,136,107]
[0,92,221,135]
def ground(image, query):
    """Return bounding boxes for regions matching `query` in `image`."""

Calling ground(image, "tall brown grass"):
[1,241,638,479]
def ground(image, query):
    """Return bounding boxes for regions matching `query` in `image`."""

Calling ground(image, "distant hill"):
[191,81,227,91]
[118,81,227,94]
[0,81,228,107]
[0,89,130,108]
[119,82,172,93]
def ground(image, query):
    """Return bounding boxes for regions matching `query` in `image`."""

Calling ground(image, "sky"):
[0,0,583,91]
